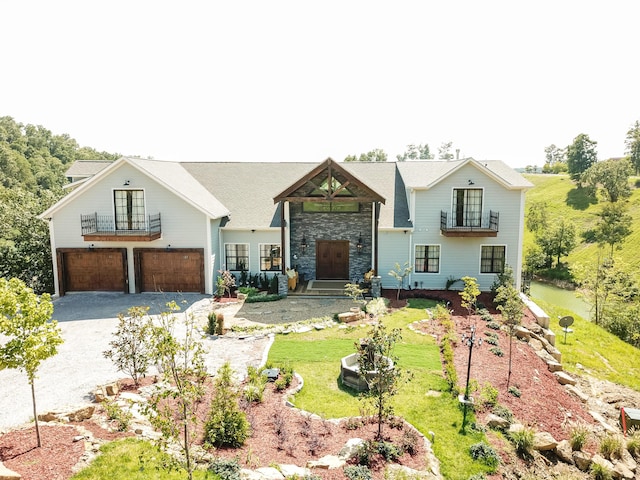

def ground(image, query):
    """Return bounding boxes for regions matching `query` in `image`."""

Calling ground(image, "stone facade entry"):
[316,240,349,279]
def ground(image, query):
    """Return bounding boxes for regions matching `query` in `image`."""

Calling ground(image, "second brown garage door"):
[134,248,205,293]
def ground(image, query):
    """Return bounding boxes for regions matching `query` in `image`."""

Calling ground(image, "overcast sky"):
[2,1,638,168]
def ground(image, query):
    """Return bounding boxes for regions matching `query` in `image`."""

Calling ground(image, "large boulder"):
[533,431,558,451]
[555,439,574,465]
[572,450,592,471]
[485,413,510,429]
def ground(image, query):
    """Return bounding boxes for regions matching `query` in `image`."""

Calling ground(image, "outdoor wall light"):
[88,243,94,250]
[123,180,130,186]
[356,233,363,254]
[300,234,308,254]
[468,179,474,185]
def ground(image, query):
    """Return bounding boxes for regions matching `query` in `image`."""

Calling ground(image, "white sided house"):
[40,157,533,297]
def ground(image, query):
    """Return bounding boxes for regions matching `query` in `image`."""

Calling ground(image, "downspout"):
[280,200,286,274]
[408,229,413,288]
[373,202,380,275]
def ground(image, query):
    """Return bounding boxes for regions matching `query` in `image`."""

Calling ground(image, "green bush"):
[507,386,521,398]
[238,286,258,296]
[207,312,217,335]
[376,440,401,461]
[344,465,372,480]
[492,405,514,423]
[478,309,493,322]
[469,442,500,470]
[487,321,501,330]
[244,293,284,303]
[209,457,241,480]
[489,347,504,357]
[102,398,132,432]
[479,383,499,407]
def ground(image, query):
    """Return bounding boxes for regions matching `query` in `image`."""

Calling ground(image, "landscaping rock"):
[508,423,524,434]
[591,454,615,475]
[555,440,574,465]
[533,431,558,451]
[620,449,637,472]
[514,326,531,340]
[386,463,439,479]
[528,338,544,352]
[68,406,95,422]
[485,413,510,429]
[572,451,592,471]
[554,371,577,386]
[613,460,635,479]
[254,467,284,480]
[546,360,563,372]
[0,461,21,480]
[278,465,311,478]
[306,455,345,470]
[565,384,589,403]
[338,438,364,460]
[105,383,119,396]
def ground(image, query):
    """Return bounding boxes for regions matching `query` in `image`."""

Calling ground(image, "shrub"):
[205,363,250,447]
[509,426,535,456]
[626,429,640,457]
[568,421,590,451]
[487,321,501,330]
[508,386,521,398]
[238,286,258,296]
[102,398,132,432]
[207,312,217,335]
[599,433,624,460]
[344,465,372,480]
[469,442,500,470]
[376,440,401,461]
[274,377,288,391]
[479,383,499,407]
[208,457,242,480]
[244,293,284,303]
[434,304,459,394]
[244,365,267,402]
[478,309,493,322]
[489,346,504,357]
[400,428,420,455]
[484,336,499,346]
[492,405,514,423]
[356,440,376,466]
[590,461,613,480]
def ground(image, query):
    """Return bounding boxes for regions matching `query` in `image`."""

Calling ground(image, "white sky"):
[1,1,639,168]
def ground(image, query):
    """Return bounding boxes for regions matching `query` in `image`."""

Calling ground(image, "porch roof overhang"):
[272,158,386,204]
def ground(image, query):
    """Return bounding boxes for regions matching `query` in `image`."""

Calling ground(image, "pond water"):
[529,280,592,320]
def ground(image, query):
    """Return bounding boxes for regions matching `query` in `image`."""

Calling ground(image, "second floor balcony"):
[440,210,499,237]
[81,213,162,241]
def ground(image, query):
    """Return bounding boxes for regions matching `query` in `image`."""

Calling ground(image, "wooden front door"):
[316,240,349,279]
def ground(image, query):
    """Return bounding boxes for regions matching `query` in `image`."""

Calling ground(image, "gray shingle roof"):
[64,160,112,177]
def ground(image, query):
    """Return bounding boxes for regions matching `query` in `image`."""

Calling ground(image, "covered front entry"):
[57,248,128,295]
[316,240,349,279]
[134,248,205,293]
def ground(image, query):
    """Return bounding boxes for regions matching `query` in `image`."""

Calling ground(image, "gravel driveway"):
[0,292,271,430]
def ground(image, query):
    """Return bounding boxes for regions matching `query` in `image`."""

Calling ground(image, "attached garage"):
[57,248,128,295]
[134,248,205,293]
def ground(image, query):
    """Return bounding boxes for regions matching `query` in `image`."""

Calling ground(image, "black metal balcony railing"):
[81,213,162,236]
[440,210,499,235]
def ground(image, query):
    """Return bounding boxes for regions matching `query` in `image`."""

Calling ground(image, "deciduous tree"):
[495,283,524,387]
[396,143,433,161]
[566,133,598,184]
[438,141,454,160]
[593,202,633,256]
[625,120,640,175]
[581,158,632,202]
[0,278,63,447]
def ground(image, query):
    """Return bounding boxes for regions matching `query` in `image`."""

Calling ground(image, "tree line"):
[0,116,119,293]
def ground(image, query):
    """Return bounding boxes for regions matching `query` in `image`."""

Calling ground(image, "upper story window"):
[260,244,281,271]
[225,243,249,271]
[114,189,145,230]
[453,188,482,227]
[415,245,440,273]
[481,245,505,273]
[302,202,359,212]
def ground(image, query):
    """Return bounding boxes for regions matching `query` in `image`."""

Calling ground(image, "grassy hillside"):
[523,173,640,277]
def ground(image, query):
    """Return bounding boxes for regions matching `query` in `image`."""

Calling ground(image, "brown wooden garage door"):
[58,248,127,295]
[134,248,204,293]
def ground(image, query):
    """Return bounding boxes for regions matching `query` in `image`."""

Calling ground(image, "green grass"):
[523,173,640,277]
[529,296,640,392]
[70,437,212,480]
[268,299,494,480]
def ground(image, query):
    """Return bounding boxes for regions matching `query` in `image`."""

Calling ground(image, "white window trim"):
[111,187,147,231]
[258,243,282,272]
[413,243,441,274]
[479,244,507,275]
[223,242,250,271]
